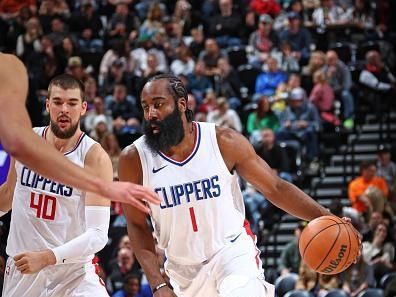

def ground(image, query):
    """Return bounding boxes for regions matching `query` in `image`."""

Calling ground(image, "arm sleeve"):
[359,70,392,91]
[51,206,110,264]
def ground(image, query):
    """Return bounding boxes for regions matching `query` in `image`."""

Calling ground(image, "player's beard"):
[143,106,185,154]
[50,117,80,139]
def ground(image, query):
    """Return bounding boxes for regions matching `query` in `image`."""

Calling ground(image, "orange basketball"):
[298,216,360,275]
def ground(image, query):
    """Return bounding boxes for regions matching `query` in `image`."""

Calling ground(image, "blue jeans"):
[340,89,355,119]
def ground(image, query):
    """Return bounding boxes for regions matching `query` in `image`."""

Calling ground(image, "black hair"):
[359,160,376,173]
[48,73,86,101]
[145,74,194,122]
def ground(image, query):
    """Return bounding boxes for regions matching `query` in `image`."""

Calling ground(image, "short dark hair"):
[360,160,376,172]
[48,74,86,101]
[145,74,194,122]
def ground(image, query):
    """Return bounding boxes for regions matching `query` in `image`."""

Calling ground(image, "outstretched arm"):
[119,145,176,297]
[0,54,159,209]
[216,126,330,221]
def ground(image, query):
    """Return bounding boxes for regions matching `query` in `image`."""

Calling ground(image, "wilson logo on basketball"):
[321,245,347,274]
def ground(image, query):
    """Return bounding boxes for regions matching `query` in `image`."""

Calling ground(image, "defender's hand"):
[101,181,160,213]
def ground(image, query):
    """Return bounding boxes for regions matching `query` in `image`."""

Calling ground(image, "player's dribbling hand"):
[154,286,178,297]
[341,217,363,263]
[14,250,56,274]
[102,181,161,214]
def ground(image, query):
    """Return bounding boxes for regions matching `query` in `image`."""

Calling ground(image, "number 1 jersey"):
[6,127,97,263]
[134,122,245,266]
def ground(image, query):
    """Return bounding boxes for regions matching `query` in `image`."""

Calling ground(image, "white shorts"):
[2,257,109,297]
[165,232,275,297]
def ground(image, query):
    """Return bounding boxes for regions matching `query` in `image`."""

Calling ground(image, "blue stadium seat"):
[324,289,349,297]
[275,273,299,297]
[357,288,384,297]
[284,290,311,297]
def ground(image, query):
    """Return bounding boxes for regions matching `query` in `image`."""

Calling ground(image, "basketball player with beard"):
[1,74,115,296]
[118,74,360,297]
[0,54,159,215]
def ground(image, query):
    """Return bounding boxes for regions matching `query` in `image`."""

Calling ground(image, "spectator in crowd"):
[273,0,305,32]
[214,57,242,109]
[295,262,318,293]
[107,247,141,293]
[248,14,279,67]
[277,87,321,168]
[16,17,42,62]
[302,50,326,90]
[107,2,139,44]
[325,50,355,129]
[206,97,242,132]
[359,50,396,93]
[309,70,339,127]
[246,95,280,143]
[207,0,242,47]
[170,44,195,76]
[186,60,213,103]
[198,38,225,77]
[189,26,205,59]
[278,222,305,276]
[101,132,122,179]
[362,211,384,242]
[341,257,376,297]
[66,56,88,82]
[377,146,396,206]
[56,36,79,73]
[102,59,130,96]
[312,0,351,27]
[255,57,288,96]
[84,76,99,108]
[348,161,388,218]
[272,41,300,73]
[172,0,201,36]
[279,11,312,62]
[84,96,113,133]
[139,2,163,37]
[108,83,140,136]
[255,128,293,182]
[273,73,302,115]
[47,16,68,47]
[362,222,395,283]
[112,274,144,297]
[89,114,110,143]
[348,0,376,42]
[69,0,103,53]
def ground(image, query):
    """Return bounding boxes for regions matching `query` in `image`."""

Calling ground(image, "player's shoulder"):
[120,143,140,162]
[215,125,246,148]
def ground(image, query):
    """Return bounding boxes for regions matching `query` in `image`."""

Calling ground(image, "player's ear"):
[81,101,87,116]
[178,97,186,113]
[45,98,50,112]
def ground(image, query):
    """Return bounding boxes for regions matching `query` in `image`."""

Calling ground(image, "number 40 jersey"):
[6,127,97,264]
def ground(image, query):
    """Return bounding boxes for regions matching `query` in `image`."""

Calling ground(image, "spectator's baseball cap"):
[289,87,306,100]
[93,115,107,127]
[378,145,391,154]
[68,56,82,68]
[287,11,301,20]
[259,14,273,24]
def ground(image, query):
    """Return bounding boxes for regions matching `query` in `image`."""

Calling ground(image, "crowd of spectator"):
[1,0,396,295]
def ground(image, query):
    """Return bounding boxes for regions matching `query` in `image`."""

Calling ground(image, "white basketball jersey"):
[134,122,245,265]
[6,127,97,264]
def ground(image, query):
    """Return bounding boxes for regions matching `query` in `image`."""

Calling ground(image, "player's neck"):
[163,121,196,161]
[46,128,84,153]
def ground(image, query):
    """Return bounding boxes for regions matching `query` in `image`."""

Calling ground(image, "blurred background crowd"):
[0,0,396,296]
